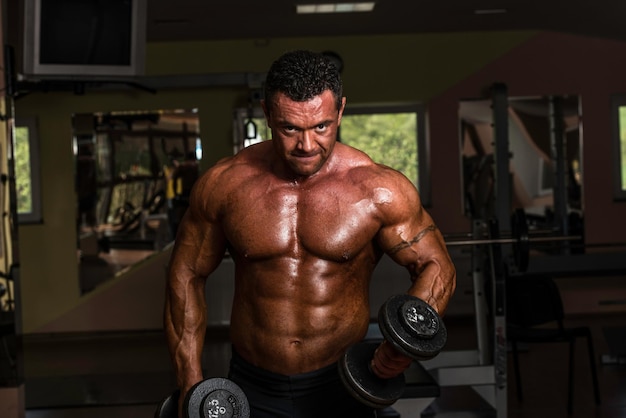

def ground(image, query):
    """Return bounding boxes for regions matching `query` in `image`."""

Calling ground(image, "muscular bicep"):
[171,226,225,282]
[169,192,227,281]
[376,177,456,314]
[378,203,445,273]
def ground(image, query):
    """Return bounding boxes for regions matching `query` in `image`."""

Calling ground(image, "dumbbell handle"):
[369,340,413,380]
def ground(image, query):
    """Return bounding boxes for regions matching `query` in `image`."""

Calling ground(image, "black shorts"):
[228,348,377,418]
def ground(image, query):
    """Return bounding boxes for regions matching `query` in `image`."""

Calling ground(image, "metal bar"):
[491,83,511,232]
[431,365,496,387]
[487,218,507,418]
[443,228,566,240]
[550,96,569,238]
[421,350,483,370]
[527,235,581,243]
[471,220,490,366]
[445,235,581,247]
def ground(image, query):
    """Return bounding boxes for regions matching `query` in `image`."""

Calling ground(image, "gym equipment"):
[510,209,529,272]
[155,377,250,418]
[339,341,405,409]
[155,389,179,418]
[379,294,447,361]
[444,208,582,272]
[339,295,446,409]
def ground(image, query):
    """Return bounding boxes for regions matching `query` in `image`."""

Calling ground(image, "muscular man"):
[165,50,456,417]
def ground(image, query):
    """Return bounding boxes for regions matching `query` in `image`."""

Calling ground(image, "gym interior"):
[0,1,625,417]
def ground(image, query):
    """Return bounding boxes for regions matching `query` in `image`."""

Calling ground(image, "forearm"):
[164,274,208,393]
[407,258,456,315]
[372,260,454,379]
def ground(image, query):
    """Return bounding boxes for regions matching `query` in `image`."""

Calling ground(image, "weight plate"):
[399,299,440,338]
[378,294,447,360]
[339,342,405,409]
[184,377,250,418]
[155,390,179,418]
[511,209,529,273]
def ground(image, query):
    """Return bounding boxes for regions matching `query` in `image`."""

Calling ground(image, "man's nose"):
[297,130,315,152]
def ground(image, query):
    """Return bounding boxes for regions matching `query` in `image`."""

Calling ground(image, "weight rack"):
[420,218,510,418]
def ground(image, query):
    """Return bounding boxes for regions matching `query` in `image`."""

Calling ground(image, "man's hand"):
[370,340,413,379]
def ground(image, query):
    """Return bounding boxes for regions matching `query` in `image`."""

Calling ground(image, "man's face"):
[263,90,346,178]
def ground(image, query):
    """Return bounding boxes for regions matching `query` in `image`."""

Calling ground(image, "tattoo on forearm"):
[389,224,438,254]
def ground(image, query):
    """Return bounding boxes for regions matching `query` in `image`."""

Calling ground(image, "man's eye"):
[316,124,327,131]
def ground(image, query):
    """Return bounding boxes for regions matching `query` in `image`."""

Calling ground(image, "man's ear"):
[337,97,347,126]
[261,99,271,127]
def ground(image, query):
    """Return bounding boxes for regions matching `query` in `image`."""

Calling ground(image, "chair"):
[506,275,601,415]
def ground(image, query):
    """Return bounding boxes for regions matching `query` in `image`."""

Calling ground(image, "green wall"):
[15,31,535,332]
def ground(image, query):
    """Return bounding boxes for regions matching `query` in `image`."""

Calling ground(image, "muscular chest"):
[223,180,380,261]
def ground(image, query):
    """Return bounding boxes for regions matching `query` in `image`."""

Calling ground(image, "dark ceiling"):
[146,0,626,43]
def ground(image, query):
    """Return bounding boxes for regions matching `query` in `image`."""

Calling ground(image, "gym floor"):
[16,312,626,418]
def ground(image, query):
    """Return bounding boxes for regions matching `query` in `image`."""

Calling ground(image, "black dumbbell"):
[378,294,447,361]
[338,294,447,408]
[155,377,250,418]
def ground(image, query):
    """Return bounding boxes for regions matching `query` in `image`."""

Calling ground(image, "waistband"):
[229,347,340,396]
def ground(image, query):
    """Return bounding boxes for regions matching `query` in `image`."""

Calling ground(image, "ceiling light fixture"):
[474,8,507,15]
[297,2,376,14]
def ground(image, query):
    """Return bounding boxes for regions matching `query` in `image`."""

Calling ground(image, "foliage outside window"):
[340,105,429,205]
[611,95,626,200]
[619,106,626,192]
[339,112,418,186]
[15,118,42,223]
[15,127,32,213]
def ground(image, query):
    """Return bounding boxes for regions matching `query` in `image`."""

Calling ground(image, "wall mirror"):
[73,109,201,294]
[459,95,582,238]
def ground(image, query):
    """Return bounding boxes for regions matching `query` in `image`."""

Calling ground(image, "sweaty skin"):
[164,90,456,414]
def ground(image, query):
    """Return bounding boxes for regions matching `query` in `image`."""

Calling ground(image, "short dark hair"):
[264,50,343,115]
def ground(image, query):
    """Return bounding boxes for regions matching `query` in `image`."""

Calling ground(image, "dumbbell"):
[338,294,447,408]
[155,377,250,418]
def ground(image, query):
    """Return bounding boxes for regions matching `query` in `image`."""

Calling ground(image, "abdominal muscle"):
[228,258,373,375]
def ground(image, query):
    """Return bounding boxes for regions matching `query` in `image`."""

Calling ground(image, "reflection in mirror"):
[460,95,582,238]
[73,109,201,294]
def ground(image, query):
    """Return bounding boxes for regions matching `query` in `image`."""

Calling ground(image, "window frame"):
[611,94,626,201]
[14,117,43,224]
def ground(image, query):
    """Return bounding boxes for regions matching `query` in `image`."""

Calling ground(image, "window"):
[232,104,429,204]
[612,95,626,200]
[14,117,42,223]
[340,105,427,196]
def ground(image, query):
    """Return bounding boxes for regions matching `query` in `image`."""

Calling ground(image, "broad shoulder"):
[331,146,431,245]
[201,142,272,186]
[188,143,273,215]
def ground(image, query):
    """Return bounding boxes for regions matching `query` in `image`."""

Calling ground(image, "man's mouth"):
[292,152,319,159]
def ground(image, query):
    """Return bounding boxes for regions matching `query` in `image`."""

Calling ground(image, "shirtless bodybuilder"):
[164,49,456,418]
